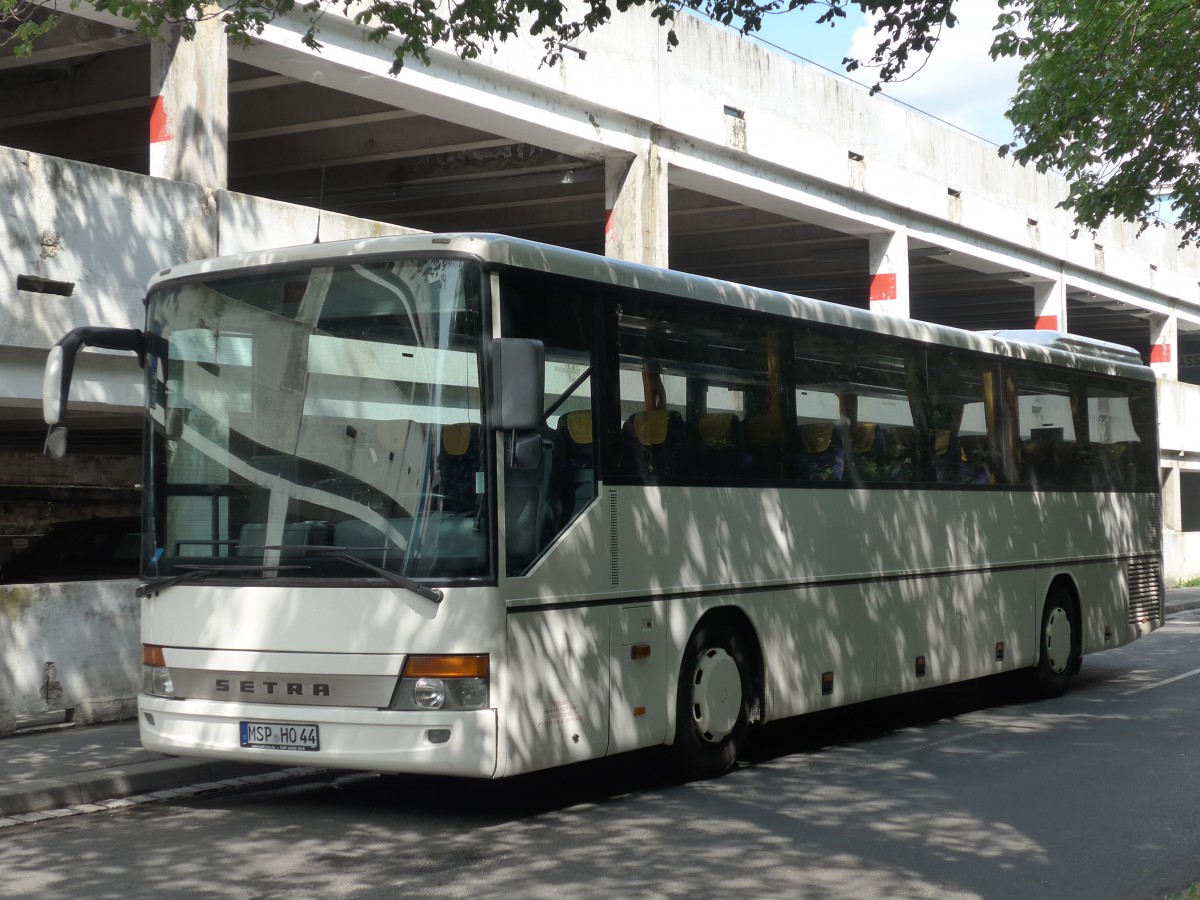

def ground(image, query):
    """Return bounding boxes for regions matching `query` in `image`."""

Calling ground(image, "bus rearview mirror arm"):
[43,327,146,459]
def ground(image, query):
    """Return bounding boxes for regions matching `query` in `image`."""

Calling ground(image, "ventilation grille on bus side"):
[1146,493,1164,553]
[608,490,619,587]
[1127,558,1164,625]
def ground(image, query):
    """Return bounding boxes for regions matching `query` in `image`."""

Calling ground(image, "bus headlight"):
[448,677,488,709]
[390,655,489,711]
[412,678,446,709]
[142,644,175,699]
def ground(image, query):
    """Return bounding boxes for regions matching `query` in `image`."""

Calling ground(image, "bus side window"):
[608,294,781,485]
[1086,377,1156,490]
[1009,366,1080,488]
[925,351,1002,486]
[797,327,920,485]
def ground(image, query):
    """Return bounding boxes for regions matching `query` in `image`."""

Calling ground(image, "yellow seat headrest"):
[565,410,592,445]
[442,423,474,457]
[851,423,876,453]
[633,409,670,447]
[933,429,952,456]
[801,423,834,453]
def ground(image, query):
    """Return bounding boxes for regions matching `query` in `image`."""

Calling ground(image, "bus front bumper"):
[139,695,498,778]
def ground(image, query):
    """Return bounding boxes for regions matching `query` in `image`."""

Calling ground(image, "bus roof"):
[147,233,1155,382]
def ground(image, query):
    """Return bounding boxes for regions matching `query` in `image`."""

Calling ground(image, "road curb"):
[0,758,285,817]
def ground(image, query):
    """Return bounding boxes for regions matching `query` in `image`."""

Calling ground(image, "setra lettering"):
[212,678,332,697]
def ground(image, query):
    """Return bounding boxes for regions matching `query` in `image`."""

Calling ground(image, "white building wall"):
[1157,379,1200,584]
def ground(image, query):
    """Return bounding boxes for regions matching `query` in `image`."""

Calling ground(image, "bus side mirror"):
[488,338,544,432]
[43,344,68,426]
[40,326,146,455]
[44,425,68,460]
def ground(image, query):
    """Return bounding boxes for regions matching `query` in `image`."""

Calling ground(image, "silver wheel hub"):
[690,647,742,743]
[1045,606,1073,674]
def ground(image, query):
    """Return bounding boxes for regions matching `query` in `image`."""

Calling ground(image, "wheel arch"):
[677,604,766,727]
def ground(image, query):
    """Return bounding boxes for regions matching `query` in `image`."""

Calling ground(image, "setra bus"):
[42,233,1164,780]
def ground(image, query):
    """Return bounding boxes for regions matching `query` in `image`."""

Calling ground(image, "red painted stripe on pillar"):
[869,273,897,302]
[603,208,614,243]
[1034,315,1058,330]
[149,96,171,143]
[1151,343,1172,364]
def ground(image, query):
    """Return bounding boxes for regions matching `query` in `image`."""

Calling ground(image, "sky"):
[745,0,1022,147]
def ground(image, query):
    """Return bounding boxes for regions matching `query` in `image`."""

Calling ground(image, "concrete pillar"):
[1149,312,1179,380]
[604,146,668,268]
[1033,277,1068,331]
[1161,464,1182,532]
[867,228,909,318]
[149,16,228,188]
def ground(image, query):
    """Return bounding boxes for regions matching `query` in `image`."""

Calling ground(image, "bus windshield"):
[143,257,490,583]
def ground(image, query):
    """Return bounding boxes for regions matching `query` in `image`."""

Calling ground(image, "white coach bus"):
[43,233,1163,780]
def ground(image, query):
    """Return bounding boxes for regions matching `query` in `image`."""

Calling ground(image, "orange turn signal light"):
[402,654,489,679]
[143,644,166,667]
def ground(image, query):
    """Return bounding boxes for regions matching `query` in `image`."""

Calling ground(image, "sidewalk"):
[0,718,310,822]
[3,589,1199,821]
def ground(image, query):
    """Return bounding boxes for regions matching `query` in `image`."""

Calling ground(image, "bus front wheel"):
[1032,586,1081,698]
[672,621,752,780]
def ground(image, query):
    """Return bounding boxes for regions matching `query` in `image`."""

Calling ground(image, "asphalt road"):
[4,610,1200,900]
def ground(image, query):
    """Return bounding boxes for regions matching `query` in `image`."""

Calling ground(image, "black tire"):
[1031,585,1081,698]
[672,620,753,781]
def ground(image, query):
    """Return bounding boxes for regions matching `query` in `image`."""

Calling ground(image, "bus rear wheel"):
[672,621,752,781]
[1032,586,1080,698]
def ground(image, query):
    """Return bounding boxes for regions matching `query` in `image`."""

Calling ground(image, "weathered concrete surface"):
[0,580,139,737]
[0,147,217,352]
[0,145,416,366]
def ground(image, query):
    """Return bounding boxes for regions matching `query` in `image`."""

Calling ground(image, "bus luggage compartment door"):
[609,604,666,754]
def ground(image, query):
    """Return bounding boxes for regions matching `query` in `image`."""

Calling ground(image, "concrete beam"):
[0,45,147,125]
[231,116,514,177]
[0,11,143,70]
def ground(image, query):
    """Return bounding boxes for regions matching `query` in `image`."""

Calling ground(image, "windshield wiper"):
[136,563,310,598]
[262,545,443,603]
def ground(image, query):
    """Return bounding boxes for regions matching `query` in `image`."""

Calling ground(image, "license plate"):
[240,721,320,751]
